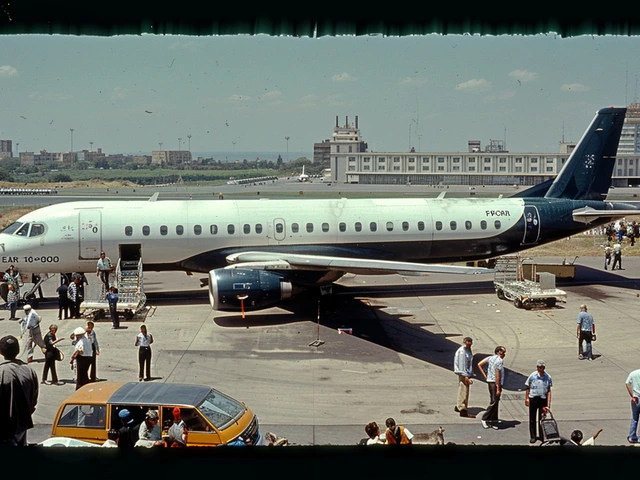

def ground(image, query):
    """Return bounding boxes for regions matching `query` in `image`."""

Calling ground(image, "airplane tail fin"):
[544,107,626,201]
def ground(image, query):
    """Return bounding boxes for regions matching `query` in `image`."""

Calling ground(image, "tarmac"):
[2,253,640,448]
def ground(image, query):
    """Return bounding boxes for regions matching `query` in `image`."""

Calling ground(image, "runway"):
[3,255,639,447]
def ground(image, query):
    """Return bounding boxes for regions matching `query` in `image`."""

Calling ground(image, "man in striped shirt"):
[478,346,506,430]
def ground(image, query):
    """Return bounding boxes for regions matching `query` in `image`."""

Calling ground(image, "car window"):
[57,404,107,428]
[197,389,246,430]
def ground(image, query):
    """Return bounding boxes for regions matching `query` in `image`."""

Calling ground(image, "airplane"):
[297,165,309,182]
[0,107,637,314]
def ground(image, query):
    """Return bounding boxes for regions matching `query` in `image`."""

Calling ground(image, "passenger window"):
[160,225,168,236]
[176,225,184,235]
[322,223,329,233]
[57,404,107,429]
[142,226,150,236]
[370,222,377,232]
[417,221,425,231]
[125,226,133,236]
[494,220,501,229]
[402,222,409,231]
[210,225,218,235]
[243,224,250,234]
[255,224,263,234]
[355,222,362,232]
[292,223,299,233]
[276,224,283,234]
[481,221,487,230]
[194,225,202,235]
[306,223,314,233]
[29,223,45,237]
[450,221,457,231]
[339,222,346,232]
[386,222,393,232]
[435,221,442,231]
[227,225,235,235]
[465,221,472,230]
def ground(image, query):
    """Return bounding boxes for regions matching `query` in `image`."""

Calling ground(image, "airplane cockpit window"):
[15,223,30,236]
[1,222,24,235]
[29,223,45,237]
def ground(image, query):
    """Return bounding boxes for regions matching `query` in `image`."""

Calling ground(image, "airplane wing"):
[225,251,493,276]
[572,206,640,224]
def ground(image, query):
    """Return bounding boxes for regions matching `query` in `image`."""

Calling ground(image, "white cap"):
[23,304,31,311]
[73,327,86,336]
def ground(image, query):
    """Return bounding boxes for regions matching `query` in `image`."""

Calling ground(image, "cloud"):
[561,83,589,92]
[28,91,73,101]
[455,78,491,91]
[111,87,128,100]
[399,76,428,87]
[508,70,538,82]
[228,94,252,102]
[0,65,17,78]
[331,72,358,82]
[262,90,282,100]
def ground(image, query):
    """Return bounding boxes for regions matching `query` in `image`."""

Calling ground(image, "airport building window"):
[465,221,472,230]
[255,224,263,234]
[194,225,202,235]
[450,221,457,231]
[355,222,362,232]
[210,225,218,235]
[417,221,425,231]
[408,158,415,163]
[142,226,150,236]
[370,222,377,232]
[393,157,401,162]
[322,223,329,232]
[494,220,501,229]
[306,223,314,233]
[243,224,250,234]
[422,157,430,163]
[386,222,394,232]
[339,222,346,232]
[481,220,487,230]
[176,225,184,235]
[125,226,133,236]
[292,223,299,233]
[160,225,168,236]
[227,225,234,235]
[402,221,409,231]
[435,221,443,231]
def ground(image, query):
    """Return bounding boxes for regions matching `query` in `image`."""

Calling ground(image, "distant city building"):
[313,139,331,166]
[152,150,192,166]
[0,140,12,159]
[322,106,640,187]
[20,150,63,165]
[618,102,640,154]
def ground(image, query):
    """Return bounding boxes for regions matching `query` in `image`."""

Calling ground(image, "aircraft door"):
[78,210,102,260]
[522,205,540,245]
[269,218,286,244]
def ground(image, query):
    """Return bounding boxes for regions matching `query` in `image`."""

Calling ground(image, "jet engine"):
[208,268,292,311]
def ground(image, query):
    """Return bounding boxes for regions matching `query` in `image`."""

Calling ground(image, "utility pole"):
[285,136,290,162]
[90,141,93,151]
[70,128,74,167]
[187,134,192,151]
[178,137,182,151]
[159,142,163,150]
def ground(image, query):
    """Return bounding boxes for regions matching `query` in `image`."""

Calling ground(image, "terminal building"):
[317,105,640,187]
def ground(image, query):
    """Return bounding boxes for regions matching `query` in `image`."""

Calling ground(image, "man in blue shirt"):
[525,360,552,443]
[453,336,475,418]
[478,345,506,429]
[576,304,596,360]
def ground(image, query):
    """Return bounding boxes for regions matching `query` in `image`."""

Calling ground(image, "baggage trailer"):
[494,256,567,310]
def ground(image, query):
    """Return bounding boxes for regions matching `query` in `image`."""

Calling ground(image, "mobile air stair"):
[81,258,147,321]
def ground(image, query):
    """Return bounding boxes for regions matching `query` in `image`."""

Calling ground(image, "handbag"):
[55,347,64,361]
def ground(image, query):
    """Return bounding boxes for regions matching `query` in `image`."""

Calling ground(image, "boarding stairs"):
[81,258,147,320]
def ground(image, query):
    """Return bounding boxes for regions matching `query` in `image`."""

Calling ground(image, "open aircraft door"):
[78,209,102,260]
[522,205,540,245]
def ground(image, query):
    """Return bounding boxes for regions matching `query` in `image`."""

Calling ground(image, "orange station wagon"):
[50,382,261,446]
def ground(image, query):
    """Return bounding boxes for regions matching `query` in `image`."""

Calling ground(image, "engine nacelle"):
[208,268,292,311]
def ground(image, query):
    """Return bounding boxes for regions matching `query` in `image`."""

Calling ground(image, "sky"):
[1,33,640,157]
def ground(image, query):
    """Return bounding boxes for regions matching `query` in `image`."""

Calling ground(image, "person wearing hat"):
[69,326,93,390]
[96,251,113,290]
[18,304,45,364]
[117,408,139,449]
[168,407,187,447]
[0,335,39,446]
[524,360,553,444]
[136,410,162,447]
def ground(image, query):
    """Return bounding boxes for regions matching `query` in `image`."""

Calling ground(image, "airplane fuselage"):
[0,196,624,283]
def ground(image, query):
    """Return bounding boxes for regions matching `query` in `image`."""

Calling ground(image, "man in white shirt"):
[626,369,640,443]
[70,327,93,390]
[18,304,45,364]
[96,251,113,289]
[478,345,506,429]
[453,336,475,418]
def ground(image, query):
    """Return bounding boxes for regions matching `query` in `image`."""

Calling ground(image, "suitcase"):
[540,410,560,441]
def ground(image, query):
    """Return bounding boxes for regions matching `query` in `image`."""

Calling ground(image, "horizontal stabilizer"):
[571,206,639,224]
[226,251,494,276]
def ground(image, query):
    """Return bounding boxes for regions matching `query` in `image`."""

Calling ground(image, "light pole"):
[285,136,290,162]
[187,134,192,151]
[232,141,236,159]
[70,129,74,166]
[15,142,19,158]
[178,137,182,151]
[159,142,163,150]
[90,141,93,151]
